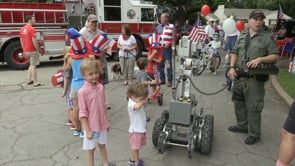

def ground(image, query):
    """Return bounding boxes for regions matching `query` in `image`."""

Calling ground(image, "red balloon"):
[236,20,245,32]
[201,5,210,17]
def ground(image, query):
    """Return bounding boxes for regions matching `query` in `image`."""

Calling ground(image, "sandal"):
[27,81,33,85]
[33,83,45,87]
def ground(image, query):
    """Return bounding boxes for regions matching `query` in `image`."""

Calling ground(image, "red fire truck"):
[0,0,158,69]
[0,2,68,69]
[67,0,158,60]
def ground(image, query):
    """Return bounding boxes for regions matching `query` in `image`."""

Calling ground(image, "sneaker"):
[135,160,144,166]
[107,162,115,166]
[79,131,84,138]
[70,124,76,130]
[73,129,80,136]
[128,159,135,165]
[128,159,143,166]
[107,104,111,110]
[66,120,72,126]
[213,71,216,75]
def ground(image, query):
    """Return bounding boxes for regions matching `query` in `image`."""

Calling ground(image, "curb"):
[270,75,294,107]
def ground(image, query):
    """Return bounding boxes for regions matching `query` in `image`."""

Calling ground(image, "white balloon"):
[223,18,236,35]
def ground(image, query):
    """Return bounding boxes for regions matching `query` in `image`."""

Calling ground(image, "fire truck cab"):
[0,0,158,69]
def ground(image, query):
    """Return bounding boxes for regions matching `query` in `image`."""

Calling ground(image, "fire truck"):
[67,0,158,60]
[0,0,158,69]
[0,2,68,69]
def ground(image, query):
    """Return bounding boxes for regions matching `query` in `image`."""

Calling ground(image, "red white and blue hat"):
[90,33,109,56]
[148,33,162,48]
[67,28,92,59]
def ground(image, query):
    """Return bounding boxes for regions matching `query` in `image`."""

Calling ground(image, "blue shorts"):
[66,91,73,110]
[225,36,238,52]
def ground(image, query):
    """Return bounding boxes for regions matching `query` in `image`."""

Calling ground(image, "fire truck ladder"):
[0,8,68,26]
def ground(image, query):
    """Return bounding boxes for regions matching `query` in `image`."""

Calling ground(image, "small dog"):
[111,63,122,80]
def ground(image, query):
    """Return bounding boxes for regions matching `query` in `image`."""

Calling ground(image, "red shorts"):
[129,132,146,150]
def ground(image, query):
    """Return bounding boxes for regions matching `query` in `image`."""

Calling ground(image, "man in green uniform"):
[227,10,279,145]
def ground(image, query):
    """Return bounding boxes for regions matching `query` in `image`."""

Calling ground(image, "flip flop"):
[33,83,45,87]
[27,81,34,85]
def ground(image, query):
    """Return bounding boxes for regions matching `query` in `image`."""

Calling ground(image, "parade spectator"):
[135,57,157,122]
[292,26,295,36]
[146,33,163,82]
[117,24,137,85]
[223,29,239,67]
[79,14,111,110]
[174,20,182,43]
[126,82,149,166]
[204,19,216,40]
[277,25,287,40]
[276,101,295,166]
[227,10,279,145]
[181,19,192,36]
[78,57,113,166]
[64,28,94,138]
[135,57,157,86]
[61,46,74,128]
[20,15,44,87]
[207,33,221,75]
[156,12,174,87]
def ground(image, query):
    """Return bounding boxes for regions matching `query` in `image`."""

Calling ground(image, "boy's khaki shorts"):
[25,51,40,66]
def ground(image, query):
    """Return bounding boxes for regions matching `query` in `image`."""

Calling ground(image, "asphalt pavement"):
[0,57,292,166]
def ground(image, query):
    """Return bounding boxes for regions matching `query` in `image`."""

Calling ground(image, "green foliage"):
[277,68,295,99]
[152,0,295,26]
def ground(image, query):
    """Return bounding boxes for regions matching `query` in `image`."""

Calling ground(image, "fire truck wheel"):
[199,114,214,154]
[4,41,29,70]
[135,38,144,59]
[152,118,166,147]
[112,51,119,61]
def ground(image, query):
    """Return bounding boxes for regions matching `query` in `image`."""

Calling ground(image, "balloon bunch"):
[200,4,246,34]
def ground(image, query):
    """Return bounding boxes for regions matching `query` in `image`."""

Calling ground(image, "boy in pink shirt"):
[78,57,113,166]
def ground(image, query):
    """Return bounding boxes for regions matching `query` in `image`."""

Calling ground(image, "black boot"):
[244,136,260,145]
[228,125,248,133]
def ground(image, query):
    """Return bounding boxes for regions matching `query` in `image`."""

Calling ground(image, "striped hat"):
[90,33,109,56]
[67,28,92,59]
[148,33,162,48]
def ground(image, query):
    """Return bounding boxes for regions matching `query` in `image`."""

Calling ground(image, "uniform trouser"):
[232,78,265,137]
[100,54,109,85]
[119,56,135,81]
[160,47,173,83]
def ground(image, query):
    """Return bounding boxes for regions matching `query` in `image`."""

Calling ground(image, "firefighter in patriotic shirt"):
[155,12,175,87]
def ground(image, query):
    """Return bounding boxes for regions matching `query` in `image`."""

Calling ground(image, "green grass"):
[276,68,295,98]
